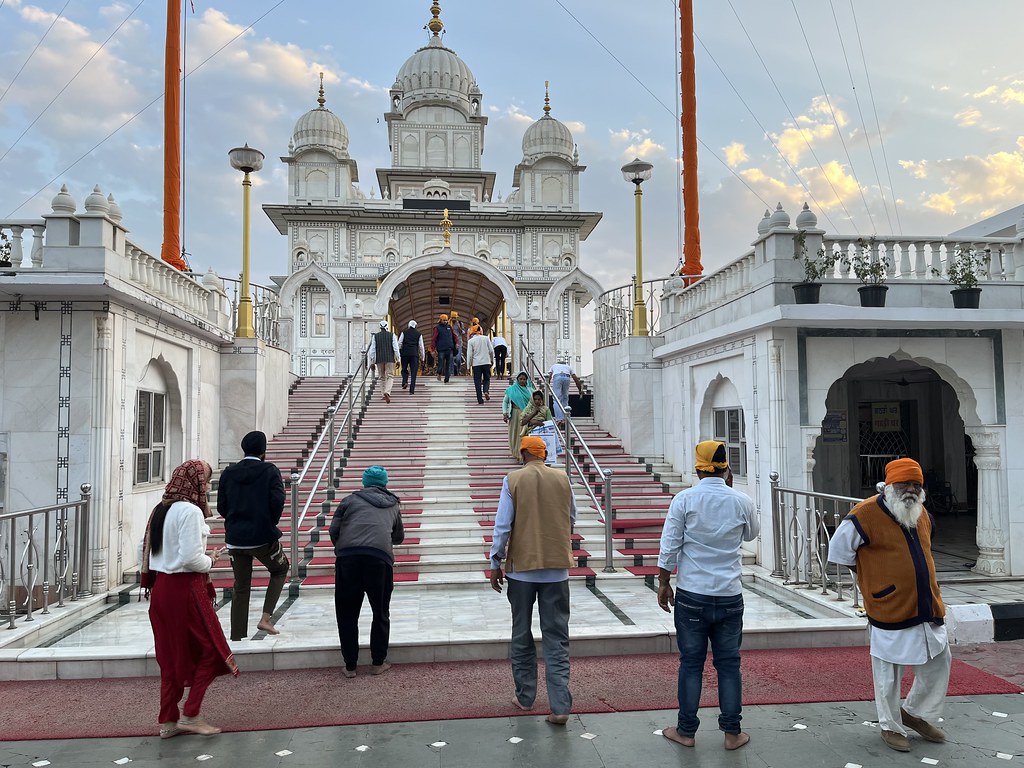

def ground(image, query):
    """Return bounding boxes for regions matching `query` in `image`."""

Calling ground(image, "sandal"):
[159,723,183,739]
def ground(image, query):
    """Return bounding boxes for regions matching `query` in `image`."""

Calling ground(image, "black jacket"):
[216,458,286,546]
[329,487,404,564]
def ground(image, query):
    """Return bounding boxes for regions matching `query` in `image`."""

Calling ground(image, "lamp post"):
[621,157,653,336]
[228,143,265,338]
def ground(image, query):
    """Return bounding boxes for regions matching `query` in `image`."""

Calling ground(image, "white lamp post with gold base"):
[228,143,265,338]
[620,157,654,337]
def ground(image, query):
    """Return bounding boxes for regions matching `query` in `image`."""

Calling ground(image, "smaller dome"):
[84,185,109,214]
[756,209,772,235]
[768,202,791,230]
[202,268,225,292]
[51,183,76,214]
[291,76,349,157]
[521,84,574,163]
[423,178,451,198]
[106,193,123,223]
[795,202,817,230]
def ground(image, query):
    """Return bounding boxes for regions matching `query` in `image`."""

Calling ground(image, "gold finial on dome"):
[317,71,325,108]
[427,0,444,36]
[543,80,551,116]
[441,207,452,247]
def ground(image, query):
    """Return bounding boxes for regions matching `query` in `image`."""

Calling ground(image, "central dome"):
[395,36,477,114]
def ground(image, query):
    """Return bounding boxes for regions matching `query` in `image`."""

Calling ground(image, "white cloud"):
[955,107,982,127]
[723,142,748,167]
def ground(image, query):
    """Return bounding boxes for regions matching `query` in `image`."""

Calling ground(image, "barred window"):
[713,407,747,478]
[134,390,166,485]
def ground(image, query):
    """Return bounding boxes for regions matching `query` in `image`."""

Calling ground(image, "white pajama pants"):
[871,644,951,735]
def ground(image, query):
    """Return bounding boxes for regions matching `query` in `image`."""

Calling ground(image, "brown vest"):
[847,496,945,630]
[505,461,574,573]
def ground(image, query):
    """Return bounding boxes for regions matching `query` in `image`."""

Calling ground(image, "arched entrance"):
[812,356,979,572]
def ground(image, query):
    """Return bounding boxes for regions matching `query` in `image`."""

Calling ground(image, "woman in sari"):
[519,389,554,437]
[140,459,239,739]
[502,371,534,459]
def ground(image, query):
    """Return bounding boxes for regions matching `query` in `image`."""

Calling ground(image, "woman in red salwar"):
[140,459,239,738]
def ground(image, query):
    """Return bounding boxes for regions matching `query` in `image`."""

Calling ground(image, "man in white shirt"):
[467,328,495,404]
[547,358,582,422]
[492,335,509,378]
[828,457,950,753]
[657,440,758,751]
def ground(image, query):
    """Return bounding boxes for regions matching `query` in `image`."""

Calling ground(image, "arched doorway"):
[812,356,979,572]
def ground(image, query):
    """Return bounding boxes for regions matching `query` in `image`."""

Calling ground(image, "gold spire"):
[427,0,444,36]
[317,71,325,108]
[441,208,452,247]
[543,80,551,116]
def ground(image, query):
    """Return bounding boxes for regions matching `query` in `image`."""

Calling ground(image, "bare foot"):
[724,731,750,750]
[662,726,695,747]
[512,696,534,711]
[257,619,280,635]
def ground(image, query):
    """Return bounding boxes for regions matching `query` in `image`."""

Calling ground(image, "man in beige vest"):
[489,436,577,724]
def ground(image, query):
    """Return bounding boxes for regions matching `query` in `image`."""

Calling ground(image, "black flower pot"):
[858,285,888,307]
[792,282,821,304]
[951,287,981,309]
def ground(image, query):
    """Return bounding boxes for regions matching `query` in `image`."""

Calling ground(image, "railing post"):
[77,483,93,597]
[327,406,337,479]
[602,469,615,573]
[347,372,355,446]
[769,472,784,578]
[41,512,52,615]
[24,513,37,621]
[56,508,68,608]
[563,406,573,482]
[289,472,300,584]
[6,517,14,629]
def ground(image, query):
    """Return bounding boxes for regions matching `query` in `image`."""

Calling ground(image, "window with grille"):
[713,407,747,478]
[134,390,166,485]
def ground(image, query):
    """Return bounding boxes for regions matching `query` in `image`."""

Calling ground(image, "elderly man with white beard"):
[828,458,950,753]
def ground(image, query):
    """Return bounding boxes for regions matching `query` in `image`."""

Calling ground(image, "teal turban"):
[362,465,389,488]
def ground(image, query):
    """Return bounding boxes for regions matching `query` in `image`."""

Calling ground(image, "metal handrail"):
[769,471,862,607]
[516,336,616,572]
[1,483,92,629]
[287,357,372,585]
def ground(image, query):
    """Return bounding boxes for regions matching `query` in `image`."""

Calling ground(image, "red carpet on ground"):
[2,647,1018,741]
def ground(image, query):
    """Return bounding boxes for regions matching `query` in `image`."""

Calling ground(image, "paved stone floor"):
[2,691,1022,767]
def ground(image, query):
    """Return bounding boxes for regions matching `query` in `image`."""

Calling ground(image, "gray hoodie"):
[329,486,404,564]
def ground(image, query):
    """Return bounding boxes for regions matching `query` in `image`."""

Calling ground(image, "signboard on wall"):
[822,409,848,443]
[872,402,902,432]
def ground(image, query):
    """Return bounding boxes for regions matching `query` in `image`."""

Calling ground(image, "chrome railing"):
[769,472,861,607]
[517,336,615,573]
[286,359,372,586]
[189,272,281,346]
[1,484,93,630]
[595,277,668,348]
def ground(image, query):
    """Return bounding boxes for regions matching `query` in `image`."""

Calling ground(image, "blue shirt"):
[489,474,578,583]
[657,476,759,596]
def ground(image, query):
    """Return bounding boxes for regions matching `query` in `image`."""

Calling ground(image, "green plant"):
[0,231,10,268]
[793,230,838,282]
[848,238,889,285]
[931,246,990,289]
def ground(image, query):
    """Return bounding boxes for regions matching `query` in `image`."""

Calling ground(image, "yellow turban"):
[695,440,729,472]
[885,458,923,485]
[519,436,547,460]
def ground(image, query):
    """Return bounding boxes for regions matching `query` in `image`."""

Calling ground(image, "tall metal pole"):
[235,170,255,337]
[159,0,187,271]
[679,0,703,278]
[632,182,648,336]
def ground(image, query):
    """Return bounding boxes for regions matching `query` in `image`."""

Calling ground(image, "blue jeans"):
[436,349,453,382]
[507,578,572,715]
[551,375,570,420]
[674,589,744,736]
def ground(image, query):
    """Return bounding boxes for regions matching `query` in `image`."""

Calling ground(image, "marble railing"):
[126,240,213,319]
[595,278,667,347]
[660,250,756,322]
[817,235,1021,281]
[0,220,46,268]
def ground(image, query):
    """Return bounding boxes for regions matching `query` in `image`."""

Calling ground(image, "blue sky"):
[2,0,1024,294]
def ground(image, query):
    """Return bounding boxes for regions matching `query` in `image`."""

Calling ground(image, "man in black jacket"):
[217,430,289,641]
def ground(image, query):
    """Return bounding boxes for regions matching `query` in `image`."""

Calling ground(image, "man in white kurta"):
[828,457,951,753]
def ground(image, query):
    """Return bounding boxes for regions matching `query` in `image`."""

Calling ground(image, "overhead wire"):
[552,0,772,208]
[789,0,875,233]
[849,0,902,234]
[725,0,852,231]
[6,0,291,218]
[0,0,73,108]
[829,0,892,233]
[0,0,148,166]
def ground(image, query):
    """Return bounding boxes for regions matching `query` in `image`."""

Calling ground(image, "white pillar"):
[966,429,1007,576]
[90,313,114,591]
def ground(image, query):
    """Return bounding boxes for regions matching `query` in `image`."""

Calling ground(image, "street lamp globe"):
[620,157,654,185]
[228,144,265,174]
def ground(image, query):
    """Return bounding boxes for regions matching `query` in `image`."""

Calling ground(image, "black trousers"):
[494,346,508,377]
[400,353,419,392]
[472,364,491,403]
[436,349,453,382]
[334,555,394,669]
[228,541,289,641]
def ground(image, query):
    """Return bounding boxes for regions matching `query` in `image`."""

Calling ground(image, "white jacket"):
[467,334,495,368]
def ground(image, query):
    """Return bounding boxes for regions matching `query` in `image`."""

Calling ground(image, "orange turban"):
[469,323,482,336]
[519,436,547,460]
[439,313,449,322]
[694,440,728,472]
[885,458,923,486]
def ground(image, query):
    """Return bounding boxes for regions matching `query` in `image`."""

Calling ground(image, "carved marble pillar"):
[90,313,113,592]
[966,429,1007,576]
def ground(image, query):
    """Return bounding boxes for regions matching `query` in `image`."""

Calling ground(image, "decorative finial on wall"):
[441,208,452,247]
[317,71,325,108]
[428,1,444,36]
[543,80,551,116]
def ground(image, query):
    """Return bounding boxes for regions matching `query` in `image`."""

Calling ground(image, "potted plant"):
[931,246,989,308]
[849,239,889,307]
[791,231,838,304]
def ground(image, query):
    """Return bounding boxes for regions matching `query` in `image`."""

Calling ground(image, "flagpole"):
[679,0,702,279]
[160,0,187,271]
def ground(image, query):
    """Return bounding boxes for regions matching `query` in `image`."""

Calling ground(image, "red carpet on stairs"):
[2,648,1018,740]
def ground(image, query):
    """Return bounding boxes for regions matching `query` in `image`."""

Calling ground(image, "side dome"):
[521,85,574,164]
[292,79,349,158]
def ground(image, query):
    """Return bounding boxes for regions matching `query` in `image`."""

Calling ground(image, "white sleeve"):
[178,505,213,573]
[827,518,863,567]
